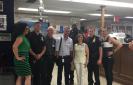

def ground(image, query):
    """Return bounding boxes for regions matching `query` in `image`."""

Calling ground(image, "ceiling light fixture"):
[44,9,71,14]
[125,16,133,19]
[18,8,38,12]
[60,0,133,8]
[18,7,71,14]
[88,13,113,17]
[39,0,43,4]
[80,18,87,21]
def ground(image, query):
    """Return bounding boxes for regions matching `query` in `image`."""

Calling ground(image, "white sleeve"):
[56,38,60,51]
[70,39,73,51]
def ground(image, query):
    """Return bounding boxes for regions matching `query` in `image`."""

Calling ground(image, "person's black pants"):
[43,56,55,85]
[87,59,100,85]
[102,57,114,85]
[57,56,71,85]
[70,70,74,85]
[31,59,45,85]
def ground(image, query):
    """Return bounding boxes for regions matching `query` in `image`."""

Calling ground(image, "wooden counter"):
[100,44,133,85]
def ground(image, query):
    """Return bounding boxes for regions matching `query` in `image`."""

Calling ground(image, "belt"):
[58,55,71,63]
[103,56,113,58]
[59,55,70,57]
[45,54,55,56]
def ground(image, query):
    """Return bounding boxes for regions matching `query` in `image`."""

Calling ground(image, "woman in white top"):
[74,33,89,85]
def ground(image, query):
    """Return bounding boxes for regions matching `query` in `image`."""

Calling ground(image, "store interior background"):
[1,0,133,85]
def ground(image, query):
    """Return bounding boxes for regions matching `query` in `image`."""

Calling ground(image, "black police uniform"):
[69,28,79,85]
[43,35,56,85]
[69,27,79,44]
[102,36,114,85]
[87,35,101,85]
[27,31,45,85]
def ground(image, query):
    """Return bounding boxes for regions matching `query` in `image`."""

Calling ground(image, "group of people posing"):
[12,22,123,85]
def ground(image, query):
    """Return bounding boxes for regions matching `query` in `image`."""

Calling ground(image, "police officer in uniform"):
[27,22,46,85]
[69,24,79,85]
[87,27,102,85]
[100,28,122,85]
[43,26,56,85]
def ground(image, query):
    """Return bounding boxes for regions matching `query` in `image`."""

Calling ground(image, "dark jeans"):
[31,59,45,85]
[43,56,55,85]
[57,56,71,85]
[87,58,100,85]
[103,57,114,85]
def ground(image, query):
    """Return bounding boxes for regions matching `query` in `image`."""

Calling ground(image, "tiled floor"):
[0,64,123,85]
[51,64,122,85]
[0,74,15,85]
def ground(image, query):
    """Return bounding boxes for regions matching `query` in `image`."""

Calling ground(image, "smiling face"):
[77,34,84,43]
[88,28,95,37]
[34,22,41,32]
[100,29,108,37]
[24,26,29,35]
[47,26,54,37]
[64,27,70,38]
[20,24,29,36]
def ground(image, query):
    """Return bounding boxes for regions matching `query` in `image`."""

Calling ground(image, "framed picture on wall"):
[0,33,11,41]
[0,15,7,31]
[0,1,3,12]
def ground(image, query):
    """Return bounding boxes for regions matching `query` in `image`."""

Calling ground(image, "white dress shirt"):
[56,36,73,56]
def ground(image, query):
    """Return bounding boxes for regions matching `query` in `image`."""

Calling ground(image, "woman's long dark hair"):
[12,22,28,43]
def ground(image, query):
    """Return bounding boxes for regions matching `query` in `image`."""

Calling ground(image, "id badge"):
[52,44,55,47]
[41,37,44,41]
[62,59,64,63]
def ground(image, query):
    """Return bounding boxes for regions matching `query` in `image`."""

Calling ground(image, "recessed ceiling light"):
[18,7,71,14]
[88,13,113,17]
[60,0,133,8]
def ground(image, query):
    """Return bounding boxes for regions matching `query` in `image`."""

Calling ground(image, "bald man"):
[43,26,56,85]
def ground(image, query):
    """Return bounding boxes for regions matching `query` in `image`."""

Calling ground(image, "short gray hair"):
[48,26,54,30]
[64,26,70,31]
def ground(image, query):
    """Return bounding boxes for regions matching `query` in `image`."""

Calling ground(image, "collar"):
[46,35,53,39]
[62,35,69,41]
[77,43,84,45]
[33,31,40,35]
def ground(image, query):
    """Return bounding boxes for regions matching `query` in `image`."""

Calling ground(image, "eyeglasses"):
[88,31,94,32]
[101,31,106,32]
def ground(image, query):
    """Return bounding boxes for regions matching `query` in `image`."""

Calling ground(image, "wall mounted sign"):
[0,33,11,41]
[0,1,3,12]
[0,15,7,31]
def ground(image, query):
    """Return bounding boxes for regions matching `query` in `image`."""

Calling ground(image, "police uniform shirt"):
[44,35,56,58]
[27,31,45,54]
[69,28,79,44]
[87,35,102,60]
